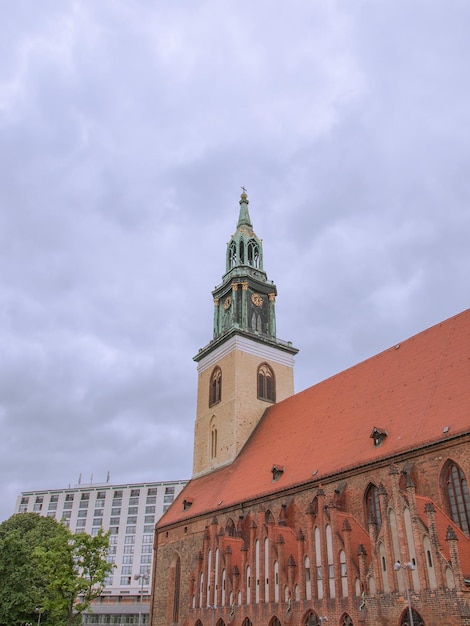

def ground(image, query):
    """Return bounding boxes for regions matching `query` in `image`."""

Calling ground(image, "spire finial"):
[237,186,251,227]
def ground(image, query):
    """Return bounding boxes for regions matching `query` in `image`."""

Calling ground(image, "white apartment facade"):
[15,480,187,624]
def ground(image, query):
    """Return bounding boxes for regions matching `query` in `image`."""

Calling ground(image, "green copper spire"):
[226,190,263,274]
[194,189,298,362]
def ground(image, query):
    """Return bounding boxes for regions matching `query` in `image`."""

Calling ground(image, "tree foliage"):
[0,513,114,626]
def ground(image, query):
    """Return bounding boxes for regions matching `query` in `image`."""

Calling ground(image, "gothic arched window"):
[170,554,181,624]
[209,367,222,407]
[443,461,470,535]
[257,363,275,403]
[400,608,425,626]
[225,518,236,537]
[211,424,217,459]
[303,610,320,626]
[247,239,260,268]
[228,242,237,268]
[365,483,382,529]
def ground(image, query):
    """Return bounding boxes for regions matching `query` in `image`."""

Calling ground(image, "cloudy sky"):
[1,1,469,523]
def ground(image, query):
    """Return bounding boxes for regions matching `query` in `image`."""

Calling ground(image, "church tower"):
[193,190,298,477]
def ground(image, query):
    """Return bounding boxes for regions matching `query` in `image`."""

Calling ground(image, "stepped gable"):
[415,495,470,576]
[159,307,470,527]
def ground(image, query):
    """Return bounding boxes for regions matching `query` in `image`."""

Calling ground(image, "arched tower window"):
[209,367,222,407]
[211,423,217,459]
[257,363,276,402]
[442,461,470,535]
[239,240,245,264]
[228,242,237,268]
[364,483,382,529]
[247,239,260,268]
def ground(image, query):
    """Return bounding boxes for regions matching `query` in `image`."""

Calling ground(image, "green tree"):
[0,513,114,626]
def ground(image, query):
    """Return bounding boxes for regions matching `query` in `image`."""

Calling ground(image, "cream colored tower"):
[193,192,298,477]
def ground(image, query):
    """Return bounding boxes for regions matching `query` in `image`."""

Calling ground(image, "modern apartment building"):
[15,479,187,624]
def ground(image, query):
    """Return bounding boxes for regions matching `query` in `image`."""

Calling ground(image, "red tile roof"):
[160,308,470,527]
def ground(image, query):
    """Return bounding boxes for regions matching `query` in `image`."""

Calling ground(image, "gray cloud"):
[1,1,469,521]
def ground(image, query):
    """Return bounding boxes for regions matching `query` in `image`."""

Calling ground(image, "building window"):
[365,483,382,529]
[257,363,276,402]
[211,424,218,459]
[172,556,181,624]
[33,496,43,512]
[247,239,260,268]
[443,461,470,535]
[209,367,222,407]
[131,489,140,497]
[147,487,157,496]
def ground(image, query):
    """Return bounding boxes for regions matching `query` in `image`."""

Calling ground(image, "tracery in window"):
[365,483,382,529]
[225,518,236,537]
[209,367,222,407]
[257,363,276,402]
[399,607,425,626]
[228,242,237,268]
[341,614,354,626]
[303,610,320,626]
[247,239,260,268]
[443,461,470,535]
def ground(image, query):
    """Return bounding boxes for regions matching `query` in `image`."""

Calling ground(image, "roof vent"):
[443,426,450,434]
[370,427,388,447]
[183,498,193,510]
[271,464,285,482]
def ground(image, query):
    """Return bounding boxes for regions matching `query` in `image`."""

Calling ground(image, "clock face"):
[251,293,264,307]
[224,296,232,310]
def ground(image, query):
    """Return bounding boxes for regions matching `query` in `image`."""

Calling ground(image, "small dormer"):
[272,464,285,482]
[370,427,388,447]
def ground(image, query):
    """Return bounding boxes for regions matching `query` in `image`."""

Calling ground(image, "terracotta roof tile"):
[160,308,470,527]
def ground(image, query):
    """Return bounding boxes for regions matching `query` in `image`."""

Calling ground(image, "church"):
[149,192,470,626]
